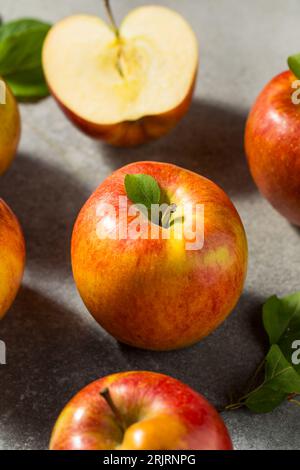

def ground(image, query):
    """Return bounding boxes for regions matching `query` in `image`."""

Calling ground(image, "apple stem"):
[103,0,124,78]
[160,204,177,228]
[100,388,126,432]
[103,0,120,38]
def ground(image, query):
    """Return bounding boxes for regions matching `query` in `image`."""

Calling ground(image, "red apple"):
[245,70,300,225]
[42,5,198,147]
[0,199,25,319]
[50,371,233,450]
[71,161,248,350]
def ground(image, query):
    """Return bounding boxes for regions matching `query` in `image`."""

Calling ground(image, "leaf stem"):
[288,393,300,407]
[224,401,244,411]
[288,398,300,407]
[224,358,267,412]
[244,357,266,395]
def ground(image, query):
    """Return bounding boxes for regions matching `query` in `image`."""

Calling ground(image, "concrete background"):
[1,0,300,450]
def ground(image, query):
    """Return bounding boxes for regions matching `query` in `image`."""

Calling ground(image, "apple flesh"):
[71,161,248,351]
[50,371,233,450]
[0,79,21,175]
[245,70,300,225]
[42,6,198,146]
[0,199,25,319]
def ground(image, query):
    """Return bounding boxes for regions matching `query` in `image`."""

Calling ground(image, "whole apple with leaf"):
[72,161,248,350]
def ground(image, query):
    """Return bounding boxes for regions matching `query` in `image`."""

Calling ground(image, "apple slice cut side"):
[42,6,198,146]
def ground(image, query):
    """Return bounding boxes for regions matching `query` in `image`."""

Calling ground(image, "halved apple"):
[42,5,198,146]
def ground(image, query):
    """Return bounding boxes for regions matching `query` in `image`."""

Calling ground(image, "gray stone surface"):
[0,0,300,450]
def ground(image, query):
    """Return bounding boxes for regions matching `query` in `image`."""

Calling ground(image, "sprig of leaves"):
[0,18,51,101]
[226,292,300,413]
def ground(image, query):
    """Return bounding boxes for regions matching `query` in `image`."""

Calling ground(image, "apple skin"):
[245,70,300,225]
[0,79,21,175]
[49,371,233,450]
[71,161,248,351]
[49,76,196,147]
[0,199,25,319]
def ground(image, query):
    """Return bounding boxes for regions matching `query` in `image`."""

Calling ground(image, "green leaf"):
[0,18,51,101]
[263,292,300,373]
[0,19,51,74]
[288,53,300,79]
[124,174,161,211]
[245,385,286,413]
[228,291,300,414]
[245,345,300,413]
[265,344,300,393]
[263,292,300,344]
[279,336,300,375]
[0,19,49,42]
[5,66,49,101]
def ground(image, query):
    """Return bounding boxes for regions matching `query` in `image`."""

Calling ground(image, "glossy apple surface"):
[50,371,233,450]
[0,79,21,175]
[71,161,248,350]
[0,199,25,319]
[42,6,198,146]
[245,70,300,225]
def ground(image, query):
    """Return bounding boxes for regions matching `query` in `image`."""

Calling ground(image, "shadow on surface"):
[0,152,90,275]
[116,289,267,410]
[100,99,255,198]
[0,286,125,450]
[0,285,266,449]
